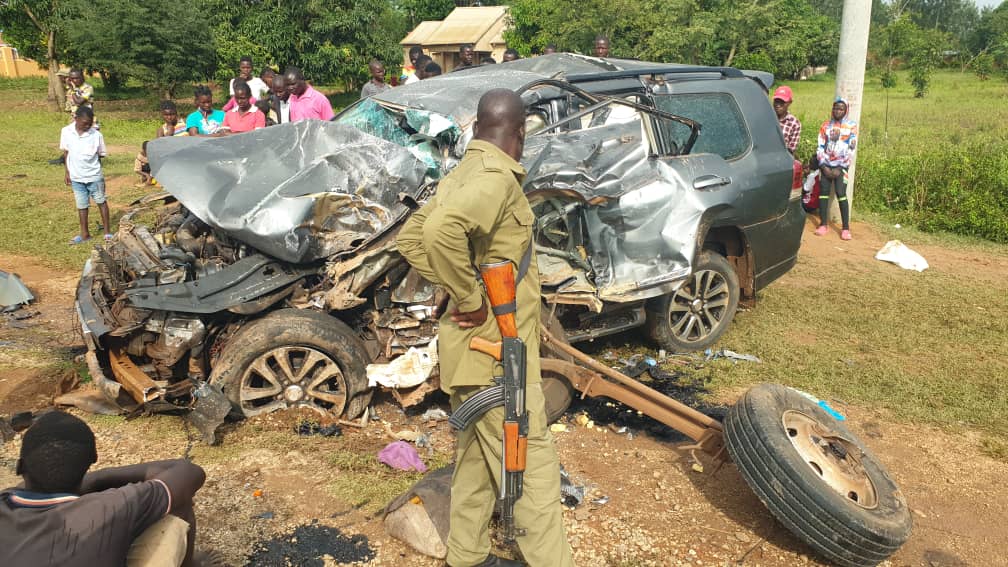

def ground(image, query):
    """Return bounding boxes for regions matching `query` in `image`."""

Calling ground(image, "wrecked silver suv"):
[75,54,803,421]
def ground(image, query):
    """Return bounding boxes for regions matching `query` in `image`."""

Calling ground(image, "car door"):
[651,85,797,284]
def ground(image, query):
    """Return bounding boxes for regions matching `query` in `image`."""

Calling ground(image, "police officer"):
[397,90,574,567]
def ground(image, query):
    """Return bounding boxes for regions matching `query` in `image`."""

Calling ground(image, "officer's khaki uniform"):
[397,140,574,567]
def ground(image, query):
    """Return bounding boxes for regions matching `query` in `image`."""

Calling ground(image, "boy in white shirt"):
[60,106,110,244]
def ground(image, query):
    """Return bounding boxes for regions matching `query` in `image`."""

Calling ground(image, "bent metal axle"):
[539,329,725,458]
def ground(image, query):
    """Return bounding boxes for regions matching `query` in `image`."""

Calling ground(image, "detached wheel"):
[724,384,912,567]
[646,251,739,352]
[211,309,372,419]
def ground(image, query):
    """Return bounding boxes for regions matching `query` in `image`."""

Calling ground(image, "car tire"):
[646,251,739,352]
[724,384,912,567]
[210,309,372,419]
[540,305,575,423]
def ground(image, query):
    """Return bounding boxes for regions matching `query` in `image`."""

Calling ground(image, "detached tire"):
[646,251,739,352]
[211,309,372,419]
[724,384,911,567]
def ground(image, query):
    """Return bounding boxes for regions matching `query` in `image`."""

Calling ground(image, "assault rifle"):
[448,260,528,543]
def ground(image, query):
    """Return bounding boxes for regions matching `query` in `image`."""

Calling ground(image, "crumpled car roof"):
[147,121,428,263]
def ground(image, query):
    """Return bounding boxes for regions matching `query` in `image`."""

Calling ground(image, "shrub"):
[732,52,777,74]
[857,141,1008,242]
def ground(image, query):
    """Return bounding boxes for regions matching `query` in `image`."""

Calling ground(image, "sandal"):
[103,233,115,241]
[69,235,91,246]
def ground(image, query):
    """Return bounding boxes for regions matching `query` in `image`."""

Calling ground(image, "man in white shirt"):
[60,106,110,245]
[229,56,269,100]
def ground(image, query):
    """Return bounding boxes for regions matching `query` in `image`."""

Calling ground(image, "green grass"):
[710,244,1008,439]
[789,71,1008,241]
[326,448,452,513]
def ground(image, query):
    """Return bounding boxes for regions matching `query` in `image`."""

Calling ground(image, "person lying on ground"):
[157,100,188,138]
[61,106,111,245]
[186,86,226,136]
[0,412,215,567]
[222,81,266,134]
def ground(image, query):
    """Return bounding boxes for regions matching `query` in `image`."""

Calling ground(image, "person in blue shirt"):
[185,85,226,136]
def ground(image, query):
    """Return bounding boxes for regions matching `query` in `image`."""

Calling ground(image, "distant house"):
[0,33,47,78]
[400,6,509,73]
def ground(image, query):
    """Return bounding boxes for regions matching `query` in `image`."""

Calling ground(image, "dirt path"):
[1,229,1006,566]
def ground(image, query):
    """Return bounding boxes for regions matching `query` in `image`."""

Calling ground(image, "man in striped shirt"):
[773,85,801,155]
[0,412,210,566]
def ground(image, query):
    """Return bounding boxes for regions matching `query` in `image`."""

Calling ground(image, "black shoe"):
[48,156,65,165]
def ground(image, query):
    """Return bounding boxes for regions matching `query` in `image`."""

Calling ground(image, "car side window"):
[653,93,751,160]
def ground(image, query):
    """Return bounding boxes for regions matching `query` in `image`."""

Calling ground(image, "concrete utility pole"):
[832,0,872,217]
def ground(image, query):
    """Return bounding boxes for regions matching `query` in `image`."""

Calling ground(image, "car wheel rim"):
[239,346,348,417]
[782,410,879,509]
[668,269,730,343]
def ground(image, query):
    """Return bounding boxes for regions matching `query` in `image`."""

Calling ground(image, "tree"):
[208,0,408,91]
[505,0,836,76]
[396,0,455,28]
[0,0,78,111]
[62,0,215,97]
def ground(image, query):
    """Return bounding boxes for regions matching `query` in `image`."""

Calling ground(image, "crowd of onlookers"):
[57,35,856,245]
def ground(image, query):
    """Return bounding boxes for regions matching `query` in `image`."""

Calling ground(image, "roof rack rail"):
[566,66,744,83]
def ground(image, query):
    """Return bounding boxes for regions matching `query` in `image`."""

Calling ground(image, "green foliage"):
[858,143,1008,242]
[504,0,836,77]
[791,71,1008,243]
[208,1,408,90]
[397,0,455,28]
[872,14,948,97]
[732,52,776,73]
[880,69,897,88]
[972,52,994,80]
[63,0,215,98]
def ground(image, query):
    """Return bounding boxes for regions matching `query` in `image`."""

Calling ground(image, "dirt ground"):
[1,222,1007,567]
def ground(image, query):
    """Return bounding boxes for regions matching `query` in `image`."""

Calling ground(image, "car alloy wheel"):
[667,268,731,344]
[239,345,349,416]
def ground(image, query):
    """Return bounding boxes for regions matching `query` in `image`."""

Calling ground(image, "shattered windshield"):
[336,98,463,179]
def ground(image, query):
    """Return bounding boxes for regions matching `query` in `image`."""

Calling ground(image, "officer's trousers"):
[447,383,575,567]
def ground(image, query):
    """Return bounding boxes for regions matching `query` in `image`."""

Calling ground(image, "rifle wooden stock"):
[479,260,518,338]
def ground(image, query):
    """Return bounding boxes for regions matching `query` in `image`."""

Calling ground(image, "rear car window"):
[654,93,751,160]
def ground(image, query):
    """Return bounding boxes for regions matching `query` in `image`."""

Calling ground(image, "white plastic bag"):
[366,338,438,388]
[875,240,929,272]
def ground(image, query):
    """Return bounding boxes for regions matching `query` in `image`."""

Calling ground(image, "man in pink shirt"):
[284,66,334,122]
[222,81,266,133]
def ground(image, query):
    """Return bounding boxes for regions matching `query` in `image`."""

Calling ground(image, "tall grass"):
[790,71,1008,242]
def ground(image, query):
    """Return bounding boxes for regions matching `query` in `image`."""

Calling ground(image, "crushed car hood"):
[147,121,429,263]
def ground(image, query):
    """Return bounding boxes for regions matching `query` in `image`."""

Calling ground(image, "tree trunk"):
[46,30,65,112]
[724,43,737,67]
